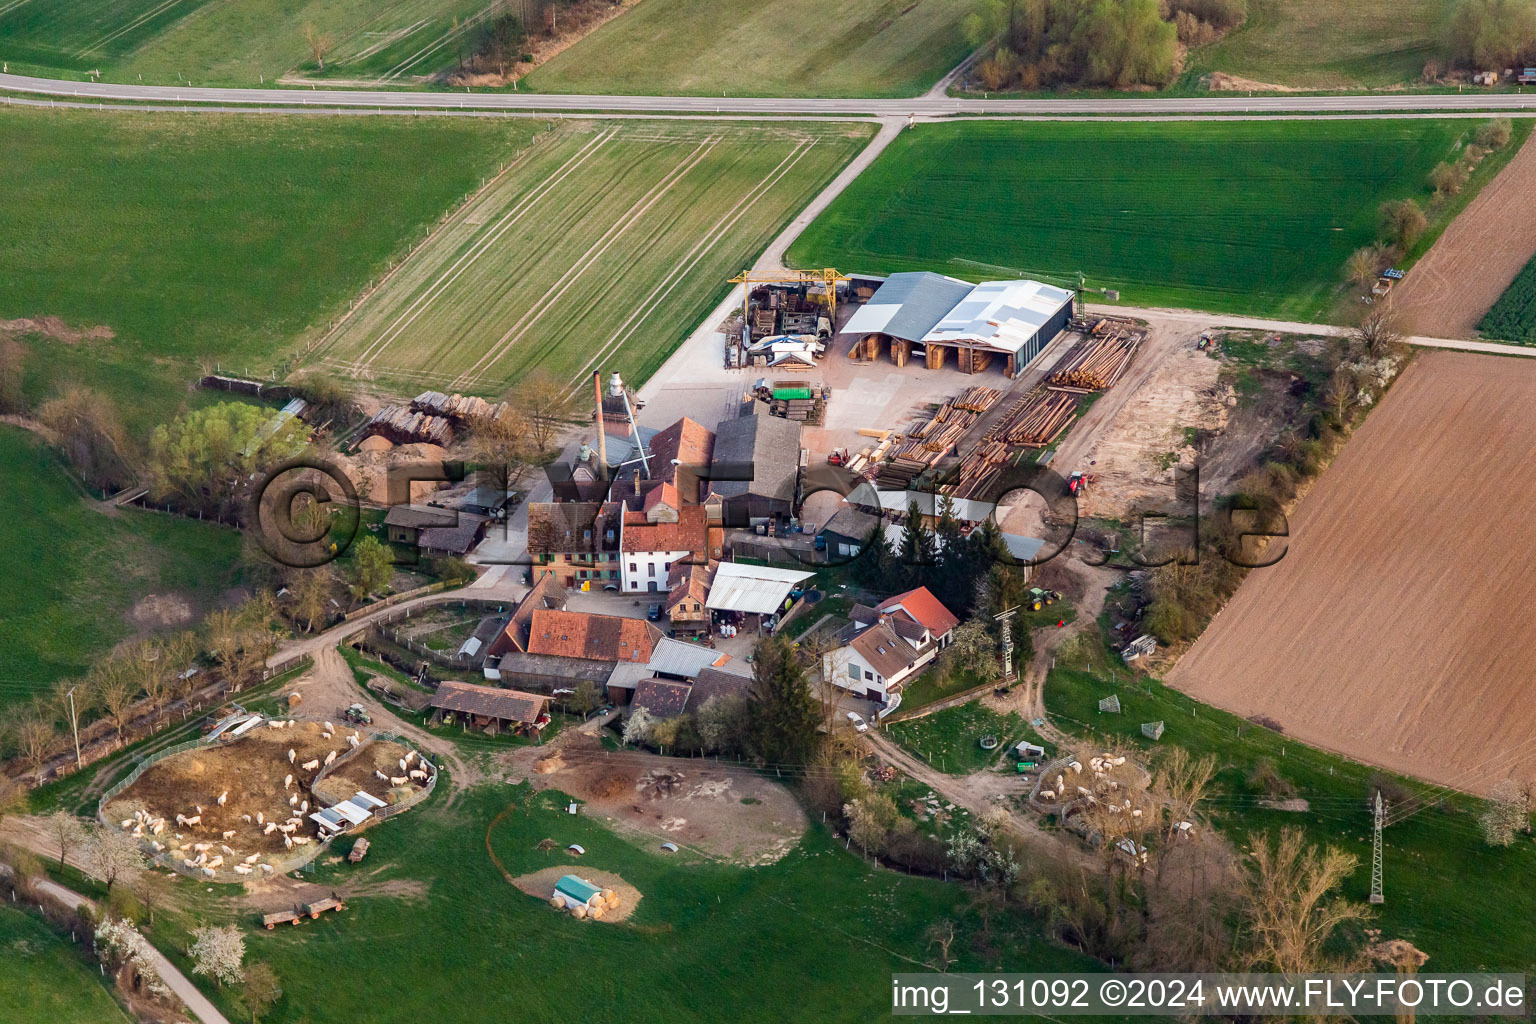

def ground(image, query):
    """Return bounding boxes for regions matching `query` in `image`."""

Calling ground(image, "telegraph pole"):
[994,606,1019,680]
[1369,791,1385,905]
[66,685,82,770]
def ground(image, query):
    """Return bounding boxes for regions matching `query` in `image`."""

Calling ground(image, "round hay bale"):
[572,904,587,919]
[601,888,615,901]
[590,906,604,920]
[549,896,564,910]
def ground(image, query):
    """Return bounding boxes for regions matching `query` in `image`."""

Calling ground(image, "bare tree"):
[1150,747,1217,879]
[926,920,959,971]
[1323,366,1360,425]
[504,370,576,455]
[243,962,282,1022]
[45,810,88,870]
[1345,245,1382,291]
[1353,306,1407,360]
[302,23,335,70]
[131,869,173,927]
[1239,828,1368,973]
[468,407,534,498]
[83,824,145,894]
[289,568,337,634]
[13,706,58,781]
[90,657,140,747]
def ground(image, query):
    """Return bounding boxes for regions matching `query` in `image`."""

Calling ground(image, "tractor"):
[343,703,372,725]
[1027,587,1061,611]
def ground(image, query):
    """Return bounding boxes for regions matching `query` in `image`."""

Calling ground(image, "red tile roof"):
[525,608,662,662]
[621,504,716,559]
[642,480,679,515]
[429,681,548,724]
[878,587,959,637]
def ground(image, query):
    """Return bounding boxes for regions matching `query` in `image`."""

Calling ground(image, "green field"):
[789,119,1474,321]
[1185,0,1449,89]
[1479,252,1536,343]
[888,701,1028,775]
[1,108,540,429]
[0,0,493,84]
[0,426,243,706]
[0,906,131,1022]
[310,120,872,396]
[159,783,1098,1024]
[522,0,974,97]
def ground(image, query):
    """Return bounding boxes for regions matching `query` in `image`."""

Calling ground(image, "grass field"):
[0,0,491,84]
[309,120,872,396]
[0,907,130,1022]
[1184,0,1449,89]
[523,0,975,97]
[154,783,1101,1023]
[1479,251,1536,343]
[0,426,243,707]
[789,119,1475,321]
[1,108,539,429]
[888,702,1028,775]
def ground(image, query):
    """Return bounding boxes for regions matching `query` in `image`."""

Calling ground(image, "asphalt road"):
[6,72,1536,116]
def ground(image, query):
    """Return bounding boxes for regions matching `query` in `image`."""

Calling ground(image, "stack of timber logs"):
[363,406,454,446]
[1046,327,1142,393]
[983,390,1077,447]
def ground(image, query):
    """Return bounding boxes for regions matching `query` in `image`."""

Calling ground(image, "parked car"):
[647,603,661,621]
[846,711,868,733]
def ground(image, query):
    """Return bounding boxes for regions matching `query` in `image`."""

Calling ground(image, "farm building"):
[308,790,387,836]
[383,505,489,557]
[619,497,721,594]
[823,586,959,707]
[428,680,551,735]
[526,501,623,589]
[841,272,1074,378]
[705,562,814,624]
[604,637,745,706]
[709,403,803,525]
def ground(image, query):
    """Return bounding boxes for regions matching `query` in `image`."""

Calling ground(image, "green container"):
[772,387,812,401]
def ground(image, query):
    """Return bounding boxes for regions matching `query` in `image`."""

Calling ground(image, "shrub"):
[1246,758,1297,799]
[1445,0,1536,69]
[1379,198,1427,250]
[1476,118,1513,149]
[1166,0,1248,31]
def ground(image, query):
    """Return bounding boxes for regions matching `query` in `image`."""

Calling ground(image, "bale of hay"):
[590,906,604,921]
[549,896,564,910]
[601,888,615,901]
[572,904,587,919]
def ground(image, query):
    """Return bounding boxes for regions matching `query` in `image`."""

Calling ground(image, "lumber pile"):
[952,386,1003,413]
[984,390,1077,447]
[1046,328,1142,393]
[940,441,1018,501]
[363,406,453,446]
[752,308,777,339]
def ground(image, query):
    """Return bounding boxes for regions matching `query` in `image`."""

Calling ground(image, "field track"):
[309,121,866,395]
[1393,134,1536,339]
[1167,351,1536,795]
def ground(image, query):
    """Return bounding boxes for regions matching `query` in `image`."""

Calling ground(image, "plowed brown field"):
[1393,134,1536,339]
[1167,351,1536,795]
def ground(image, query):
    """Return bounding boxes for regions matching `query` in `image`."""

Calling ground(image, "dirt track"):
[1393,134,1536,339]
[1167,351,1536,795]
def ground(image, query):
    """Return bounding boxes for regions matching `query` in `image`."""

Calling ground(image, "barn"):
[841,272,1074,378]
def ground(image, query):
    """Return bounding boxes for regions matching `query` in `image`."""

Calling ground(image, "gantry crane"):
[728,268,851,329]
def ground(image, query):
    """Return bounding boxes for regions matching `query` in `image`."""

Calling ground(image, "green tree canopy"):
[147,402,307,512]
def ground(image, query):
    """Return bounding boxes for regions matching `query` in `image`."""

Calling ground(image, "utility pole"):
[1369,791,1385,905]
[994,605,1019,681]
[66,686,82,770]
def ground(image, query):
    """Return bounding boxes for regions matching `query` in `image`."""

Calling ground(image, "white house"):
[823,587,960,704]
[618,484,719,593]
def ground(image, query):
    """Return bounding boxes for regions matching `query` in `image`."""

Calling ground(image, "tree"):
[936,618,1003,686]
[290,568,336,633]
[37,387,133,490]
[569,680,600,718]
[302,23,335,69]
[190,924,246,987]
[89,654,141,745]
[926,920,959,972]
[83,824,144,894]
[746,635,822,767]
[0,337,26,414]
[1446,0,1536,68]
[1345,245,1383,291]
[45,810,87,870]
[1478,779,1531,846]
[1379,199,1428,251]
[1323,365,1360,426]
[1476,117,1513,149]
[479,7,527,75]
[503,370,576,455]
[622,707,655,746]
[347,534,394,601]
[1353,306,1406,359]
[131,869,173,927]
[1428,160,1466,197]
[11,707,56,781]
[146,402,307,513]
[95,917,167,999]
[898,498,936,582]
[468,407,533,499]
[1238,828,1368,973]
[695,693,749,755]
[242,962,282,1023]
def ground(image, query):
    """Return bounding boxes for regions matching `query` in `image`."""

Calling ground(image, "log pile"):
[984,390,1077,447]
[363,405,454,446]
[940,441,1018,501]
[411,391,508,423]
[1046,328,1142,393]
[952,386,1003,413]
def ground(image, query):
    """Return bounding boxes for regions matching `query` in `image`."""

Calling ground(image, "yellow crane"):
[728,268,851,328]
